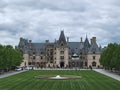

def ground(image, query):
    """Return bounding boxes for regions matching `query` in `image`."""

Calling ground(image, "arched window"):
[28,62,32,65]
[85,62,87,66]
[61,43,63,46]
[92,61,96,66]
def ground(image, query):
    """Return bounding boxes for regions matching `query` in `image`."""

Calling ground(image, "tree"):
[100,43,120,71]
[0,45,23,70]
[0,45,5,69]
[111,44,120,71]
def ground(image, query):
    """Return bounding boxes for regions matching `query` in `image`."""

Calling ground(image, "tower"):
[58,30,67,46]
[55,31,69,68]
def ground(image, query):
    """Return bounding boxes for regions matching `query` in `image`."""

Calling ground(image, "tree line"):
[0,45,23,71]
[100,43,120,71]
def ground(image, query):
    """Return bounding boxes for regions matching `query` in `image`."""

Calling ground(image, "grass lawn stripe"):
[0,70,120,90]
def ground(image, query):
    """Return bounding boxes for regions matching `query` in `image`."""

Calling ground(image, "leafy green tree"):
[111,44,120,70]
[0,45,5,69]
[100,43,120,71]
[0,45,23,70]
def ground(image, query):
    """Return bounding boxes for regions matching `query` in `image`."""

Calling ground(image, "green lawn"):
[0,70,120,90]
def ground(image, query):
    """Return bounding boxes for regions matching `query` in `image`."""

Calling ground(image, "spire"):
[84,35,90,48]
[86,34,87,39]
[67,37,69,42]
[58,30,67,44]
[80,37,83,42]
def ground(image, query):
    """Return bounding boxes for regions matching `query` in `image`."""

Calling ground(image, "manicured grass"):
[0,70,120,90]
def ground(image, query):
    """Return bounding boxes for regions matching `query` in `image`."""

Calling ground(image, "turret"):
[80,37,83,42]
[84,36,90,48]
[91,37,96,45]
[58,31,67,46]
[67,37,69,43]
[29,40,32,49]
[45,40,49,46]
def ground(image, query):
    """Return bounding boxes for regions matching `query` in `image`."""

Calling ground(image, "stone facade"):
[16,31,102,68]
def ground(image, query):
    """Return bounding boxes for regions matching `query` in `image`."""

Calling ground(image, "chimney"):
[29,40,32,49]
[91,38,93,45]
[20,37,23,41]
[29,40,32,43]
[92,37,96,44]
[55,39,57,43]
[67,37,69,42]
[46,40,49,46]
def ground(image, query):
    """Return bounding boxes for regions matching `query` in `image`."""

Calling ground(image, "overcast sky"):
[0,0,120,47]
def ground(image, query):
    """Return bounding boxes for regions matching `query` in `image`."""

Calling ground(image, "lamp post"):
[79,58,80,70]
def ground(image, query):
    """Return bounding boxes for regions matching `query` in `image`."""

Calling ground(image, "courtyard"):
[0,70,120,90]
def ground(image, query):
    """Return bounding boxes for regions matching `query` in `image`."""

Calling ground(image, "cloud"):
[0,0,120,47]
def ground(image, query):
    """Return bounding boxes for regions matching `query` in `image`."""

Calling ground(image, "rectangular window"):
[33,56,36,59]
[80,52,82,55]
[80,56,82,59]
[93,56,96,60]
[60,51,64,54]
[60,56,64,60]
[50,52,53,55]
[41,56,43,59]
[69,56,71,59]
[50,57,53,60]
[83,57,85,59]
[50,60,53,63]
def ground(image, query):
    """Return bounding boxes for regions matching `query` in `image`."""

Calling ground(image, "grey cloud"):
[0,0,120,47]
[0,0,91,12]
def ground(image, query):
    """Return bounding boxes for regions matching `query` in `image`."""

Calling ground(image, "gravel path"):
[93,69,120,81]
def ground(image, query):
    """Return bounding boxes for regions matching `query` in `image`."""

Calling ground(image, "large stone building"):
[16,31,102,68]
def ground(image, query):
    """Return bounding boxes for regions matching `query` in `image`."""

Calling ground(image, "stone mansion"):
[16,31,102,68]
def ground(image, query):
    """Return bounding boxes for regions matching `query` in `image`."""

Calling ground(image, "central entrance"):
[60,62,64,68]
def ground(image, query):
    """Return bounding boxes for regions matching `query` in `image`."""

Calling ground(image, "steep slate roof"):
[68,42,80,54]
[32,43,45,50]
[18,31,102,55]
[58,31,67,44]
[80,42,84,49]
[84,37,90,48]
[88,44,101,54]
[31,43,46,55]
[68,42,80,49]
